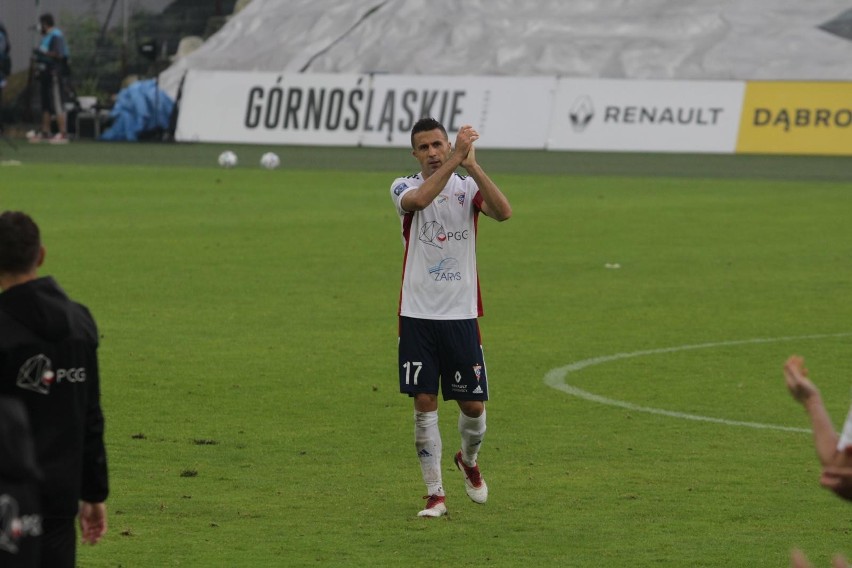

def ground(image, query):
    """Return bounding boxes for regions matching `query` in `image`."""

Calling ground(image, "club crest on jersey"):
[419,221,447,248]
[393,182,408,196]
[473,364,482,380]
[454,190,466,206]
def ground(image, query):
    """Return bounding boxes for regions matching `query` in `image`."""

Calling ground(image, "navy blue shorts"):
[398,316,488,401]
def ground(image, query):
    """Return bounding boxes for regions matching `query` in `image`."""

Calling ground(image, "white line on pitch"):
[544,333,852,433]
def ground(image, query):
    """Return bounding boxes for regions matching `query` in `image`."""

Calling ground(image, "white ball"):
[218,150,238,168]
[260,152,280,170]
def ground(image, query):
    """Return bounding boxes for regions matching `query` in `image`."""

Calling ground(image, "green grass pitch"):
[3,142,852,567]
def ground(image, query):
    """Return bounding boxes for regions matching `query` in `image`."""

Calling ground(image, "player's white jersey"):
[838,402,852,451]
[390,172,484,320]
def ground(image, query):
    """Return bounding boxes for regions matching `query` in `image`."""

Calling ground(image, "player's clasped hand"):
[454,125,479,168]
[784,355,819,404]
[791,549,849,568]
[454,124,478,149]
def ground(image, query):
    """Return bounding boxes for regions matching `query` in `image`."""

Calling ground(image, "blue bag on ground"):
[100,79,174,141]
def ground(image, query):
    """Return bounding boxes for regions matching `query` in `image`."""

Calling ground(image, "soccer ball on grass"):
[260,152,281,170]
[218,150,238,168]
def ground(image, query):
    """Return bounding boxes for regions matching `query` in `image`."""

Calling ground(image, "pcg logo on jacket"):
[16,354,86,395]
[0,494,42,554]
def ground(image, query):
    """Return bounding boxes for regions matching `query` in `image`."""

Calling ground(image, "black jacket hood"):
[0,277,74,342]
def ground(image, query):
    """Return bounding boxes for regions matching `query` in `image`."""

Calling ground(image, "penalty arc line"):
[544,333,852,434]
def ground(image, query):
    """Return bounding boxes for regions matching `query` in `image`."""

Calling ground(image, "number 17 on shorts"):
[397,317,489,401]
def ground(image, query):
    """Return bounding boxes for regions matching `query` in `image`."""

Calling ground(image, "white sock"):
[414,410,443,496]
[458,409,486,467]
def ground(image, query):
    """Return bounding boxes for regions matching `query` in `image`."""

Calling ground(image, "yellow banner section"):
[737,82,852,155]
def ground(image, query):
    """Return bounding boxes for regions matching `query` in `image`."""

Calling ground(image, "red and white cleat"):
[417,494,447,518]
[454,451,488,504]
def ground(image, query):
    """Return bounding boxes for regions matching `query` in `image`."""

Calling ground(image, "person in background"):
[0,211,108,568]
[0,21,10,93]
[29,14,71,143]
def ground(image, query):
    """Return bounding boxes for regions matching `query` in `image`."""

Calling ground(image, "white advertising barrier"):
[361,74,556,148]
[176,70,364,146]
[175,70,555,148]
[548,79,745,153]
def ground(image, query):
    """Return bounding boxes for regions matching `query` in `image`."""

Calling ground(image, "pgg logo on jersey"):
[419,221,447,248]
[419,222,469,249]
[16,354,86,395]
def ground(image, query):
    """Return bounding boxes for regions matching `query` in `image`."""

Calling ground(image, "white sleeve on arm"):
[837,401,852,452]
[390,178,415,216]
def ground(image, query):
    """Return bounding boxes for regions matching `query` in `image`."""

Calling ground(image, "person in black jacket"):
[0,211,108,568]
[0,396,43,567]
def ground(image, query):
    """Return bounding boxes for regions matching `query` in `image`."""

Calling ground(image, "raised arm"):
[401,125,478,212]
[461,144,512,222]
[784,356,842,465]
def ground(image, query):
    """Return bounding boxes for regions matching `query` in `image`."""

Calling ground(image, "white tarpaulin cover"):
[159,0,852,99]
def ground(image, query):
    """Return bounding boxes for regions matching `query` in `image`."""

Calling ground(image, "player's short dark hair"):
[411,117,447,148]
[39,13,55,28]
[0,211,41,275]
